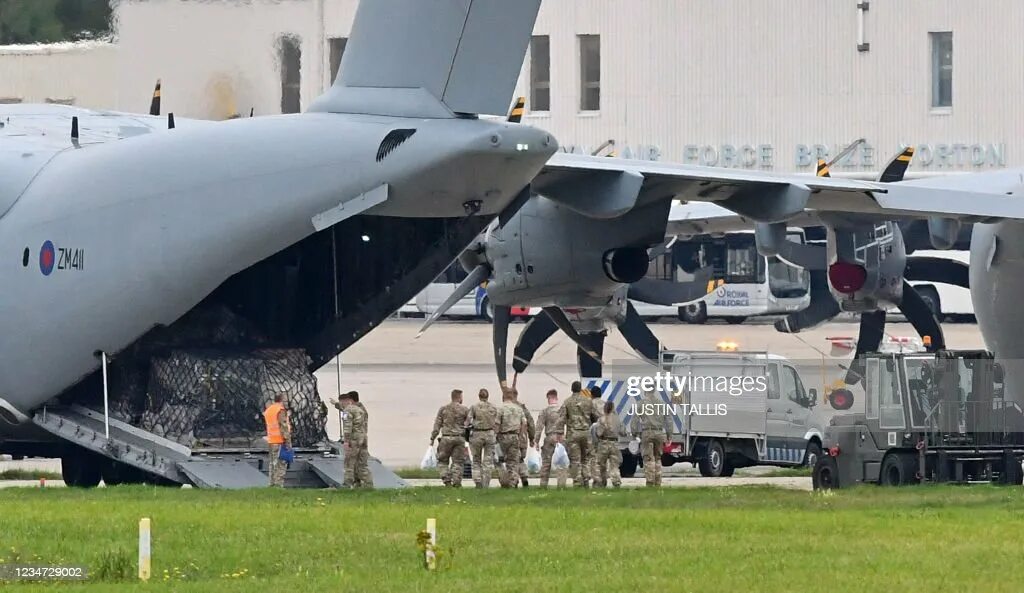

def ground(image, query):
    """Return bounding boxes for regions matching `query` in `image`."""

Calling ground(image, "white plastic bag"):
[420,446,438,470]
[525,447,541,473]
[552,443,570,469]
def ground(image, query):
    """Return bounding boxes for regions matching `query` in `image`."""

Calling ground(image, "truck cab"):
[814,350,1024,489]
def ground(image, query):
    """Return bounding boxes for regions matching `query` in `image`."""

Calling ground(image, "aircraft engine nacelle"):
[826,222,907,312]
[483,194,671,307]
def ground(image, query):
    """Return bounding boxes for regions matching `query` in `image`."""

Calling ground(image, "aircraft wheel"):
[100,460,146,486]
[61,449,102,488]
[812,456,840,490]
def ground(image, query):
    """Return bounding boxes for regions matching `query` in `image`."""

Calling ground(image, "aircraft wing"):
[535,153,1024,223]
[0,103,209,150]
[665,201,823,237]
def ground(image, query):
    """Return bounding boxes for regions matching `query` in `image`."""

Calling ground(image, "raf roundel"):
[39,240,56,276]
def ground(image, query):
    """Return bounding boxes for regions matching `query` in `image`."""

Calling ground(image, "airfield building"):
[1,0,1019,174]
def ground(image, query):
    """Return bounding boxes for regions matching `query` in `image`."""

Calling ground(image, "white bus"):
[675,230,811,324]
[907,250,973,321]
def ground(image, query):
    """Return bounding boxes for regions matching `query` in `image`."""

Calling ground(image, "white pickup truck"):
[586,350,826,477]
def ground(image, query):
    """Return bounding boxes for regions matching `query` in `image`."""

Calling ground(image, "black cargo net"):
[139,349,327,449]
[100,307,328,449]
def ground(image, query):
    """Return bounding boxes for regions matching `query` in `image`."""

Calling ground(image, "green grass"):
[0,469,61,481]
[2,486,1024,592]
[394,467,443,479]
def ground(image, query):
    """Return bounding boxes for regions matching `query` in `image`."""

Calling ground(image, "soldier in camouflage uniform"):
[513,389,536,487]
[496,388,527,488]
[587,386,606,485]
[466,388,498,488]
[430,389,469,487]
[560,381,597,487]
[594,400,628,488]
[534,389,566,488]
[637,390,672,487]
[334,391,372,488]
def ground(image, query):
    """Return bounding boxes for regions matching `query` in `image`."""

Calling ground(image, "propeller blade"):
[493,305,512,385]
[498,184,532,229]
[878,146,915,183]
[629,268,715,306]
[776,241,827,270]
[618,301,661,361]
[512,313,559,374]
[542,307,603,366]
[897,280,945,352]
[647,236,678,262]
[507,96,526,123]
[577,331,606,379]
[416,264,490,337]
[149,79,162,116]
[904,256,969,288]
[775,270,841,333]
[845,310,887,384]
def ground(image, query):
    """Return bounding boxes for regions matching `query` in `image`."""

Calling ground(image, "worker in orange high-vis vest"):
[263,393,292,487]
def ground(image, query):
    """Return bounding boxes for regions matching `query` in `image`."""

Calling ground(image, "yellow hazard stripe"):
[153,90,161,97]
[897,155,912,162]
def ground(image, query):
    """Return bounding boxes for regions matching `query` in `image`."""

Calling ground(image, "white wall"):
[0,42,118,108]
[518,0,1024,172]
[1,0,1022,173]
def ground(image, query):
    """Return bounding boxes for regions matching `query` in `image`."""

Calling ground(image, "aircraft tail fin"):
[310,0,542,118]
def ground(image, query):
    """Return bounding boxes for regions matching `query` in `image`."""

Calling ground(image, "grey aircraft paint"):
[0,0,552,425]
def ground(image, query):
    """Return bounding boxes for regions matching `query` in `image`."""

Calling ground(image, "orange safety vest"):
[264,402,286,444]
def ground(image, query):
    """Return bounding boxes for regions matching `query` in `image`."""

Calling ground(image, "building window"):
[931,32,952,109]
[279,35,302,114]
[530,35,550,112]
[579,34,601,111]
[329,37,348,85]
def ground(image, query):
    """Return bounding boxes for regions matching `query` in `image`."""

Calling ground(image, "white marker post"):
[425,518,437,571]
[138,518,151,581]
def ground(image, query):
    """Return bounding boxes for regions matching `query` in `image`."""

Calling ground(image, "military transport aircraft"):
[3,0,1024,484]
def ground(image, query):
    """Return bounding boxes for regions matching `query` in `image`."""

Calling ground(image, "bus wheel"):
[812,456,840,490]
[679,302,708,324]
[725,316,747,325]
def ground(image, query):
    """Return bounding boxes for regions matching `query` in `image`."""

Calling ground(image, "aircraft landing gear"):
[60,447,102,488]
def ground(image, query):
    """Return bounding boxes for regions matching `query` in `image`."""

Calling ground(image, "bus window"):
[647,251,674,281]
[725,240,761,284]
[767,257,809,299]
